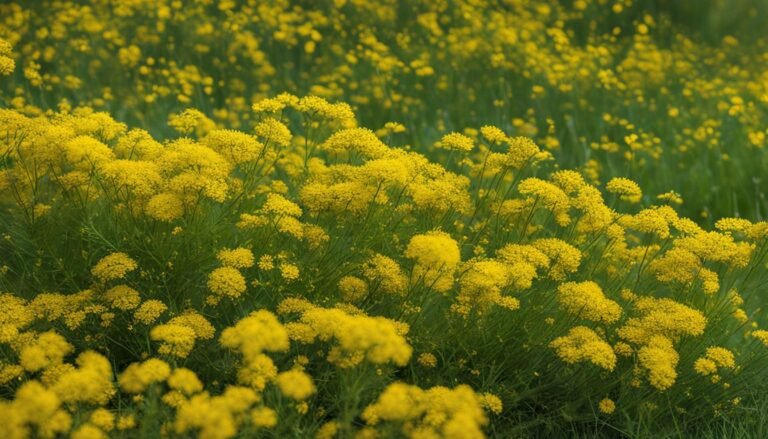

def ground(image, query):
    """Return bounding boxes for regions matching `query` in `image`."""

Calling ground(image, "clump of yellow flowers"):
[0,92,765,438]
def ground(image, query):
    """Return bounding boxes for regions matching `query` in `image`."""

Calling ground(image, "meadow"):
[1,1,768,438]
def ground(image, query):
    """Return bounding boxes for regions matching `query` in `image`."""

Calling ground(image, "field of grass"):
[1,1,768,438]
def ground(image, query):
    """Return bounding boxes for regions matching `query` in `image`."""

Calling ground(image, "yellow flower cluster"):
[405,231,461,293]
[279,298,412,368]
[0,38,14,76]
[91,253,138,284]
[362,383,491,439]
[219,310,289,390]
[0,85,767,437]
[550,326,617,371]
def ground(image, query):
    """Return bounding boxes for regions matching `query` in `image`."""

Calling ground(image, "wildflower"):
[169,312,216,340]
[174,387,258,438]
[456,259,515,314]
[280,263,300,281]
[550,326,617,371]
[418,352,438,368]
[145,193,185,222]
[203,129,264,165]
[251,407,278,428]
[532,239,581,280]
[694,347,735,376]
[405,231,461,293]
[618,297,706,345]
[637,336,679,390]
[10,381,72,437]
[276,370,316,400]
[151,324,197,358]
[116,415,136,430]
[362,254,408,295]
[338,276,368,302]
[90,409,115,431]
[208,267,247,299]
[437,132,474,152]
[103,285,141,310]
[65,136,115,169]
[258,255,275,270]
[621,208,670,239]
[217,247,255,269]
[557,281,622,324]
[481,393,503,414]
[20,332,73,372]
[119,358,171,393]
[316,421,340,439]
[254,117,292,148]
[92,253,138,283]
[252,97,288,114]
[134,300,168,325]
[361,383,489,437]
[168,368,204,395]
[657,191,684,205]
[505,136,540,169]
[519,178,571,225]
[168,108,213,135]
[753,330,768,347]
[321,128,388,158]
[100,160,162,198]
[0,39,14,75]
[51,351,115,405]
[295,96,356,127]
[220,310,289,390]
[480,126,507,144]
[598,398,616,414]
[606,177,642,203]
[286,304,412,368]
[262,193,303,217]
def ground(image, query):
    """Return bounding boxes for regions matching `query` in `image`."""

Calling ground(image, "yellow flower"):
[255,118,292,147]
[405,231,461,293]
[315,421,340,439]
[437,132,474,152]
[362,254,408,295]
[362,383,489,437]
[556,281,622,324]
[103,285,141,310]
[338,276,368,302]
[280,263,300,282]
[208,267,247,299]
[480,126,507,144]
[550,326,617,371]
[694,347,735,376]
[91,253,138,283]
[276,370,316,400]
[417,352,438,368]
[90,408,115,431]
[251,407,278,428]
[606,177,642,203]
[217,247,255,269]
[119,358,171,393]
[480,393,503,414]
[133,300,168,325]
[51,351,115,405]
[598,398,616,414]
[145,193,185,222]
[637,336,679,391]
[203,129,264,164]
[151,324,197,358]
[168,368,204,395]
[20,331,73,372]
